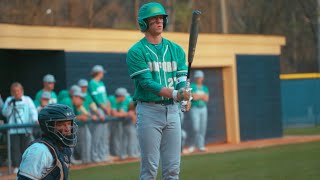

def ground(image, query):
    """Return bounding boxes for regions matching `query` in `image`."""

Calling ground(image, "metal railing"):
[0,117,119,175]
[0,123,38,174]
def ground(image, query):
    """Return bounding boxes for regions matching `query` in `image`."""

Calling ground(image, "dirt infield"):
[1,135,320,180]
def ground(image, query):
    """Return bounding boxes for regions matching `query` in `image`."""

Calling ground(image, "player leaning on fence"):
[88,65,111,162]
[126,2,192,179]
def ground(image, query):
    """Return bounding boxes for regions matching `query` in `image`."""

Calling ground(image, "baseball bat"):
[182,10,201,112]
[187,10,201,80]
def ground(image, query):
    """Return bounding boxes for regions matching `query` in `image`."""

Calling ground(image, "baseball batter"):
[126,2,191,179]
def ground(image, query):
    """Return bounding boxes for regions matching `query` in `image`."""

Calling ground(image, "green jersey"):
[34,90,58,107]
[191,83,209,107]
[126,37,187,101]
[83,92,95,110]
[109,95,130,112]
[125,95,133,104]
[88,79,108,106]
[59,96,72,108]
[73,105,90,126]
[57,90,69,102]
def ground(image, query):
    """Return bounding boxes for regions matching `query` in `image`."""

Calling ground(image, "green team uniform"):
[73,105,92,163]
[190,83,209,107]
[190,83,209,151]
[127,37,187,101]
[109,95,131,158]
[109,95,130,112]
[73,105,90,126]
[83,92,95,110]
[88,78,110,162]
[59,96,72,108]
[127,36,187,179]
[34,90,58,107]
[125,95,133,104]
[57,90,69,102]
[88,80,108,106]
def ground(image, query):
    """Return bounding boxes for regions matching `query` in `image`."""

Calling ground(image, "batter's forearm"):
[159,87,174,99]
[137,77,163,94]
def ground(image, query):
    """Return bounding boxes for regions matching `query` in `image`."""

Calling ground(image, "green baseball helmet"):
[138,2,168,32]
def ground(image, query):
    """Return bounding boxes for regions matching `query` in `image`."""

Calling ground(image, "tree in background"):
[0,0,317,73]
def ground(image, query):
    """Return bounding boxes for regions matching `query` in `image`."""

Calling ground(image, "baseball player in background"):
[34,74,58,107]
[123,93,140,159]
[189,70,209,152]
[36,91,51,112]
[17,104,77,180]
[78,79,102,119]
[126,2,191,179]
[59,85,81,108]
[88,65,111,162]
[72,90,95,164]
[33,91,51,139]
[109,87,131,159]
[78,78,106,163]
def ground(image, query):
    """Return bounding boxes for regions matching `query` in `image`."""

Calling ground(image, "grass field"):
[70,141,320,180]
[284,125,320,136]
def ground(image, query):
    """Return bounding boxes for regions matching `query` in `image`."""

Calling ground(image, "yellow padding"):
[280,73,320,80]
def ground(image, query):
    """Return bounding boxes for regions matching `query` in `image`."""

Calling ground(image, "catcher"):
[17,104,78,180]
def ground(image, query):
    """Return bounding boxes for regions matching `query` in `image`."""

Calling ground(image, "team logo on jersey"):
[148,61,177,72]
[97,86,106,93]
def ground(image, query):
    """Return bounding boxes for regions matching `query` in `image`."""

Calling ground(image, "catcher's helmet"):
[138,2,168,32]
[38,104,78,147]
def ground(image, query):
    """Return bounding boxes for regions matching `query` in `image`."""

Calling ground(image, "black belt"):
[139,99,174,106]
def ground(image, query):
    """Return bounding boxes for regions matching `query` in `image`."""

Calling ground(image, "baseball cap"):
[41,91,51,99]
[70,85,81,96]
[43,74,56,83]
[115,87,129,97]
[72,91,85,99]
[91,65,106,74]
[78,79,88,87]
[194,70,204,78]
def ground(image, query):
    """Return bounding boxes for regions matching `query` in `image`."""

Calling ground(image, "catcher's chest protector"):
[33,138,71,180]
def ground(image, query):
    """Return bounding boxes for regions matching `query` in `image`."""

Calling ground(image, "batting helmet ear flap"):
[139,19,148,32]
[163,16,168,29]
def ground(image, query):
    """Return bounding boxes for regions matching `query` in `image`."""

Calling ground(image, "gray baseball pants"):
[136,102,181,180]
[190,106,208,149]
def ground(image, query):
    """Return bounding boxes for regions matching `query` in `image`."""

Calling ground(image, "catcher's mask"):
[38,104,78,148]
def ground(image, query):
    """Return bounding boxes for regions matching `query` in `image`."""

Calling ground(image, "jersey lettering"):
[148,61,177,72]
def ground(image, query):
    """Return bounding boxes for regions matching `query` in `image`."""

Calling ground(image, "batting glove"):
[180,100,191,112]
[172,87,192,102]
